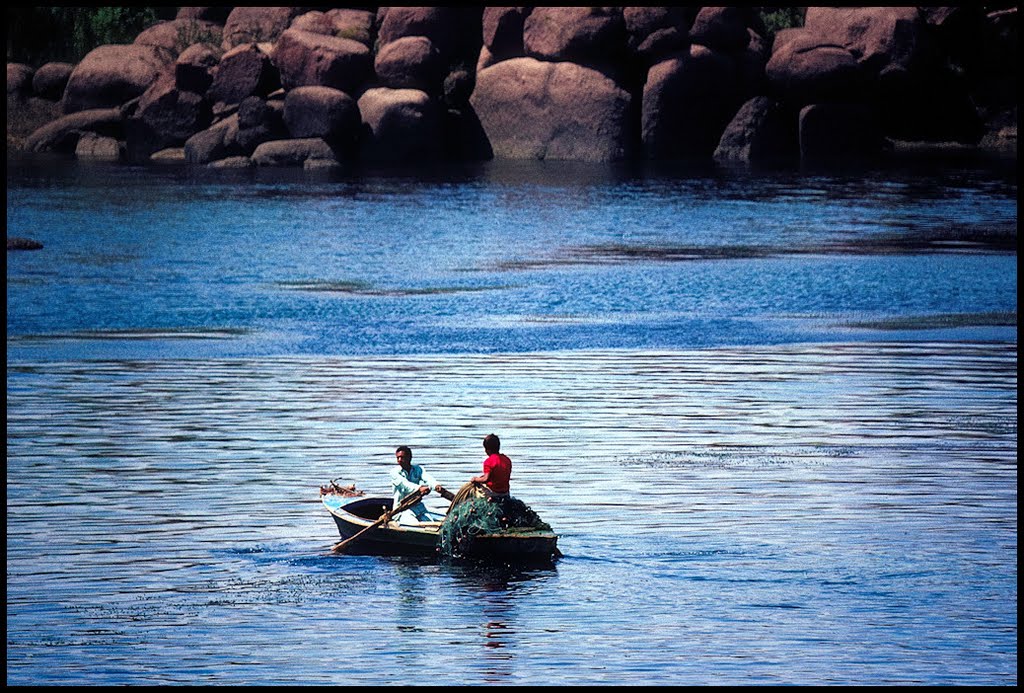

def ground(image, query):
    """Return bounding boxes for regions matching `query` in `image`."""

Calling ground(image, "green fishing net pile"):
[438,494,553,558]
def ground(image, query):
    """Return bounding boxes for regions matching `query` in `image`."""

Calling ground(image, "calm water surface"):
[6,157,1017,685]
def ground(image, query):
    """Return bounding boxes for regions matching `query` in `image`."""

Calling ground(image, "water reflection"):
[360,557,559,682]
[443,562,558,682]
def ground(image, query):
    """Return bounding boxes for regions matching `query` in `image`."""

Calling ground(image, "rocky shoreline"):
[6,7,1018,171]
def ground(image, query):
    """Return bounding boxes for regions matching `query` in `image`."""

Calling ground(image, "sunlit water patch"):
[6,343,1016,685]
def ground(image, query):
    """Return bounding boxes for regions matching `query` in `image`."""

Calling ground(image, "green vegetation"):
[6,7,174,64]
[758,6,806,37]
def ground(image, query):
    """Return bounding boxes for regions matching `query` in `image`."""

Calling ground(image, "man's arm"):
[391,468,429,496]
[420,467,453,499]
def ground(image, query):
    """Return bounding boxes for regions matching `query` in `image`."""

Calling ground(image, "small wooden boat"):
[320,484,560,562]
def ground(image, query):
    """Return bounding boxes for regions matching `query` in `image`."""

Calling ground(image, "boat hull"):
[460,533,561,560]
[322,493,559,561]
[324,495,439,556]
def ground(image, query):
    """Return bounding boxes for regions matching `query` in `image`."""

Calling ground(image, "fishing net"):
[438,483,553,558]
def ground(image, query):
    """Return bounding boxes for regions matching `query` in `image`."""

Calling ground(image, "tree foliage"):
[757,7,806,37]
[6,7,174,65]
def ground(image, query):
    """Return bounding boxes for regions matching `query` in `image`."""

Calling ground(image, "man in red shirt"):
[472,433,511,496]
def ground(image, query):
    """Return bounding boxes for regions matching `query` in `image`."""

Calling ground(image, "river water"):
[5,156,1017,685]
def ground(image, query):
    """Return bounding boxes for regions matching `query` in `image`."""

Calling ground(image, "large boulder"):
[623,7,694,65]
[798,103,883,161]
[375,36,446,92]
[713,96,798,164]
[765,31,865,104]
[132,74,212,149]
[283,86,359,146]
[8,63,34,96]
[769,7,985,142]
[470,57,634,162]
[208,43,279,105]
[183,113,240,163]
[238,95,282,130]
[378,7,469,60]
[6,96,62,147]
[803,7,929,79]
[24,107,123,153]
[208,155,254,169]
[62,44,174,114]
[31,62,75,101]
[482,7,528,62]
[175,43,221,94]
[75,132,123,161]
[250,137,337,166]
[642,45,743,160]
[357,87,443,162]
[290,9,376,47]
[235,96,286,154]
[523,7,627,69]
[766,7,934,103]
[688,7,752,53]
[134,18,224,56]
[221,7,298,50]
[272,28,372,93]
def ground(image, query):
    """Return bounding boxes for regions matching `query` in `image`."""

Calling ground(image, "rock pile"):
[6,6,1017,167]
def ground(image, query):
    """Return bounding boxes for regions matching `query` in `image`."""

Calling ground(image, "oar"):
[331,488,427,554]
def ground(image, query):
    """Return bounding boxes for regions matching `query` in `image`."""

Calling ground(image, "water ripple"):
[6,342,1016,685]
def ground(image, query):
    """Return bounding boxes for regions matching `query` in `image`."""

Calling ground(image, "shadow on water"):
[291,549,557,681]
[493,222,1018,271]
[401,557,558,681]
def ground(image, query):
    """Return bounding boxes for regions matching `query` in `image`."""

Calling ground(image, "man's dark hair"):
[483,434,500,454]
[396,445,412,456]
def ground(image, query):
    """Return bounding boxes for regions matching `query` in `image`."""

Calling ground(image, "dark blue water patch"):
[274,279,518,296]
[744,602,806,610]
[9,243,1016,361]
[495,224,1018,270]
[8,155,1016,361]
[8,327,253,342]
[843,312,1016,330]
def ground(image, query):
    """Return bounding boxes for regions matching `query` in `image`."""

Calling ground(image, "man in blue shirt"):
[390,445,454,525]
